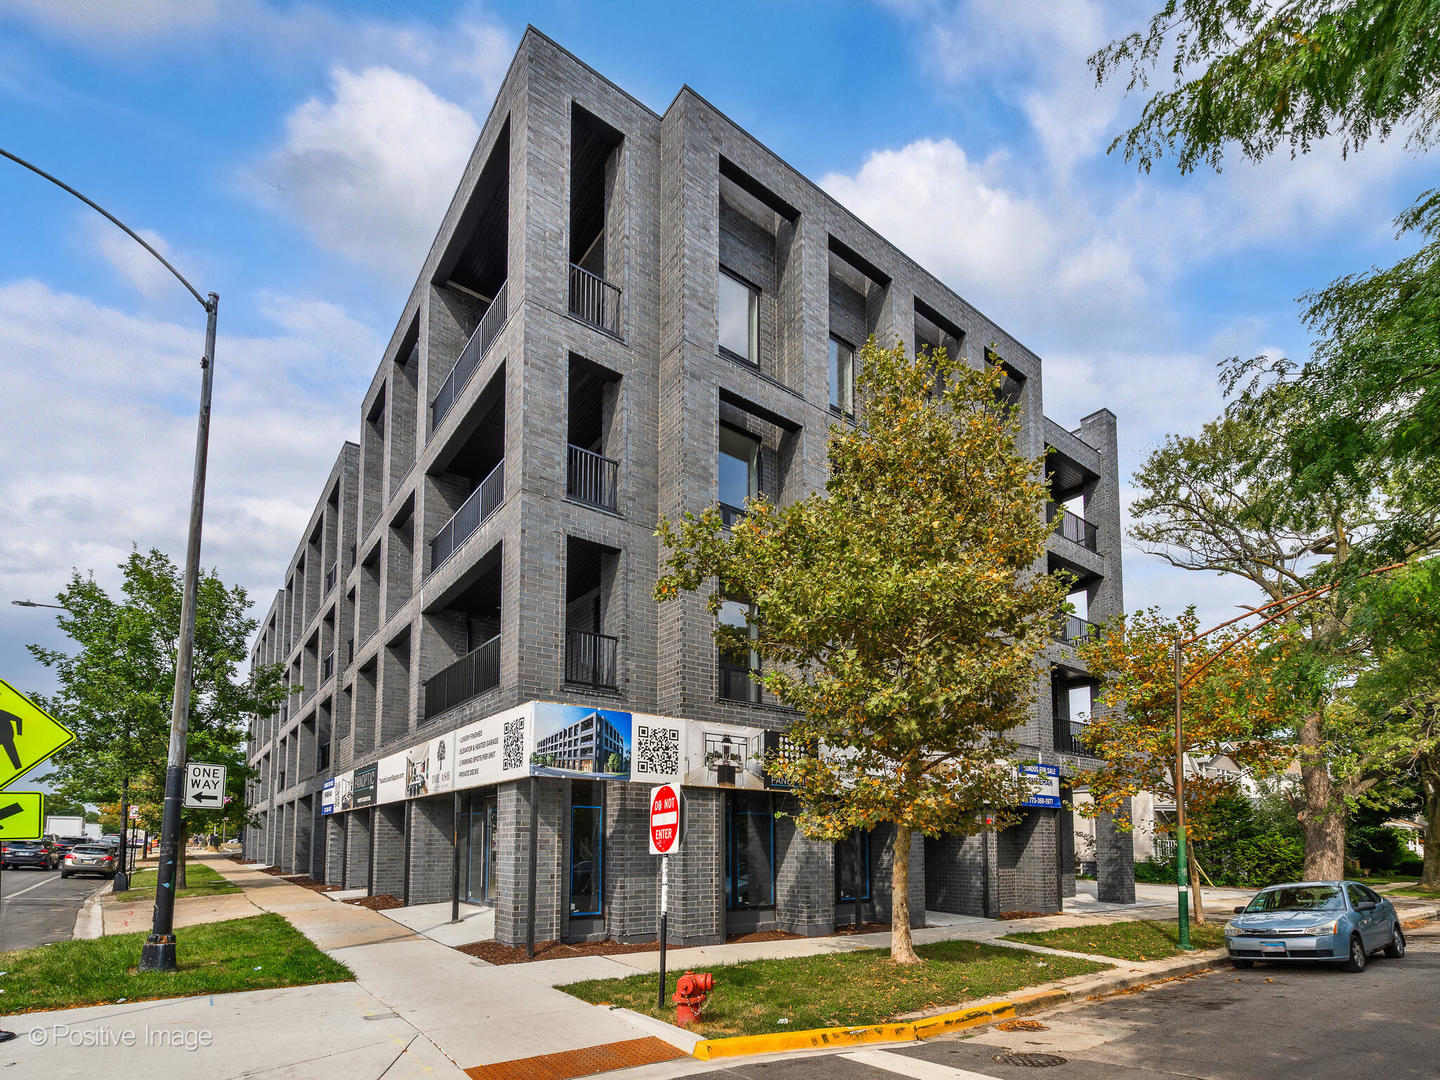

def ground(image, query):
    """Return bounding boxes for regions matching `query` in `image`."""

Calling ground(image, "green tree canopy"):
[656,339,1068,962]
[27,548,283,875]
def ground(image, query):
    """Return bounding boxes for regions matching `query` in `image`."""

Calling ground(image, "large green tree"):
[656,339,1067,963]
[27,548,283,882]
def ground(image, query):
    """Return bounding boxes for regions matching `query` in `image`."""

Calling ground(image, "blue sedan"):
[1225,880,1405,973]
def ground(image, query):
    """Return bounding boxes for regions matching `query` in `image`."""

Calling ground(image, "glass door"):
[462,791,500,904]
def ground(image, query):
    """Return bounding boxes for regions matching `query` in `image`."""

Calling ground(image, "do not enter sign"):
[648,783,681,855]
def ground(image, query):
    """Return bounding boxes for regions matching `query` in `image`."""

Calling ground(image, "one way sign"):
[184,762,227,809]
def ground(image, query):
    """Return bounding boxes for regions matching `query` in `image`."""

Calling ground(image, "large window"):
[718,269,759,364]
[718,424,759,525]
[829,336,855,417]
[718,598,760,702]
[835,829,871,902]
[570,782,603,916]
[726,792,775,909]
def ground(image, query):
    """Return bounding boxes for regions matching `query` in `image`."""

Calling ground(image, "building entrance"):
[462,791,498,903]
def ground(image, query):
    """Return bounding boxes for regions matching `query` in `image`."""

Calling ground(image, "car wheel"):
[1343,934,1367,973]
[1230,957,1254,970]
[60,871,70,878]
[1385,925,1406,959]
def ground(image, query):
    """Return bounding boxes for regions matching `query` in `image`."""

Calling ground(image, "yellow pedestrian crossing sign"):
[0,680,76,791]
[0,792,43,841]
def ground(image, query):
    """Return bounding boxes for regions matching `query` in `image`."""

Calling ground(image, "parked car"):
[1226,881,1405,973]
[2,839,59,870]
[60,844,118,879]
[54,836,88,856]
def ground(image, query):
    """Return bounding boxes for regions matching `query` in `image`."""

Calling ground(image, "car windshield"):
[1245,885,1344,912]
[73,846,110,855]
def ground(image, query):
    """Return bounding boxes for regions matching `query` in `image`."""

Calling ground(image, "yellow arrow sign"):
[0,792,43,841]
[0,680,76,791]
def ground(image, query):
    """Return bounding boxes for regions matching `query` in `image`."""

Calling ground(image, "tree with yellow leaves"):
[655,338,1068,963]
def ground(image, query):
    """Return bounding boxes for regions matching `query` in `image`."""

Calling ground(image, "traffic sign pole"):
[658,854,669,1012]
[647,784,681,1013]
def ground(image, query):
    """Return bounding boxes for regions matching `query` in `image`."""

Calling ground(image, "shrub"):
[1133,853,1176,883]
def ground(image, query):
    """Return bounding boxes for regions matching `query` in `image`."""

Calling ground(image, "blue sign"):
[1019,763,1061,809]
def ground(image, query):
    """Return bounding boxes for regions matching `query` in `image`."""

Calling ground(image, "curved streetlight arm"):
[0,147,210,312]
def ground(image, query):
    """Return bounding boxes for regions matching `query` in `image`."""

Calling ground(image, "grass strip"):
[112,861,240,902]
[1386,885,1440,899]
[1002,918,1227,961]
[0,913,351,1014]
[562,938,1108,1037]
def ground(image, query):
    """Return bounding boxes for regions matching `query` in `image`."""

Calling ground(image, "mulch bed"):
[998,910,1051,920]
[283,874,344,893]
[258,866,289,877]
[831,921,893,936]
[344,893,404,910]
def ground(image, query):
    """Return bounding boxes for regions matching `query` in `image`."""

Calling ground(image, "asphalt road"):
[0,866,104,950]
[683,925,1440,1080]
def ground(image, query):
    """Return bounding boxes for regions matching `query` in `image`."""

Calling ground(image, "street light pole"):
[2,146,219,974]
[1174,634,1190,949]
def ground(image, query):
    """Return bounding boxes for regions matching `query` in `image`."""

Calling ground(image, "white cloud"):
[85,218,190,302]
[0,0,223,43]
[251,65,479,279]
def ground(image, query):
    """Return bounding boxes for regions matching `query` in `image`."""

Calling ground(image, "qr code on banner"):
[502,715,525,771]
[635,724,680,778]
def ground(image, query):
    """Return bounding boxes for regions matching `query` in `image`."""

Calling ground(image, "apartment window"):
[835,829,871,902]
[829,336,855,417]
[718,424,759,525]
[726,792,775,909]
[718,597,760,702]
[718,269,759,364]
[570,782,603,916]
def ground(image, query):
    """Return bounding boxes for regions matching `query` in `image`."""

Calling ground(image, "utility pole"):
[1174,634,1190,949]
[1,146,219,974]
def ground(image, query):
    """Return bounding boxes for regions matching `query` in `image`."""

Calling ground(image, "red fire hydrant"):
[672,971,714,1028]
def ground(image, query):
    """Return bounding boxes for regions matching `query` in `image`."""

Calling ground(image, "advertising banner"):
[529,702,632,779]
[454,702,533,791]
[352,762,377,810]
[320,778,336,816]
[630,714,683,786]
[334,771,354,812]
[375,750,408,806]
[1019,762,1062,809]
[406,731,454,799]
[683,721,767,790]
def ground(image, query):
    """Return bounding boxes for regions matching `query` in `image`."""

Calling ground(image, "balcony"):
[567,445,619,510]
[565,629,618,690]
[1053,715,1088,754]
[424,633,501,719]
[432,279,508,432]
[321,652,335,683]
[324,560,338,595]
[568,263,621,336]
[1048,503,1098,552]
[719,502,747,528]
[1054,614,1097,647]
[430,459,505,573]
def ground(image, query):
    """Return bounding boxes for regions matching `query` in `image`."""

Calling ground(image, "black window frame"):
[725,791,776,910]
[717,266,760,366]
[569,781,604,918]
[828,335,856,418]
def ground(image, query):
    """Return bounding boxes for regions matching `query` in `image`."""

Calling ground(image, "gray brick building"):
[243,27,1133,946]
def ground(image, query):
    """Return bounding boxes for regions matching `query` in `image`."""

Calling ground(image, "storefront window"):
[835,829,871,902]
[570,782,603,916]
[726,791,774,909]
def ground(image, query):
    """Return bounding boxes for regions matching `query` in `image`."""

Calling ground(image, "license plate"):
[1260,941,1286,954]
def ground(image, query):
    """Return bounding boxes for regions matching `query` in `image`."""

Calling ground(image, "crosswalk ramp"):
[840,1049,1005,1080]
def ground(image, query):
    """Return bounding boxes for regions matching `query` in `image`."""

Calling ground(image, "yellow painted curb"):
[692,1000,1018,1060]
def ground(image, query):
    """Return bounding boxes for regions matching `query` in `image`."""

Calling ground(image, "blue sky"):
[1,0,1432,776]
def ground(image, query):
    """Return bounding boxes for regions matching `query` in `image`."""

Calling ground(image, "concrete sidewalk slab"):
[101,891,259,936]
[382,899,495,946]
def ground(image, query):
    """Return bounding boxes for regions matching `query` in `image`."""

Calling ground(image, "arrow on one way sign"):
[184,762,227,810]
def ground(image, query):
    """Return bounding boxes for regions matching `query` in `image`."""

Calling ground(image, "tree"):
[26,548,283,885]
[656,339,1067,963]
[1074,606,1301,919]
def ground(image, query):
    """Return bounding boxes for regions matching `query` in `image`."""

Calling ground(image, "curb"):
[70,881,112,940]
[689,951,1228,1061]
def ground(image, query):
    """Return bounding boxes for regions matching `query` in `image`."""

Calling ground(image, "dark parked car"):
[2,839,58,870]
[53,836,87,857]
[61,844,118,879]
[1225,880,1405,973]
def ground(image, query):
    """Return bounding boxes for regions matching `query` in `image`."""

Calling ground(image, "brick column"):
[1096,799,1136,903]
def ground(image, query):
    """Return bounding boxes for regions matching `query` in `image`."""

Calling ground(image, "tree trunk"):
[889,824,921,964]
[1187,845,1207,923]
[1422,756,1440,888]
[1299,713,1346,879]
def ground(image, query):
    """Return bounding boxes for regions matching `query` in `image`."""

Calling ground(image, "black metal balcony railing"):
[1054,614,1097,647]
[432,279,508,431]
[424,633,501,719]
[566,629,619,690]
[1053,716,1088,755]
[324,560,338,594]
[567,444,619,510]
[719,660,762,703]
[568,263,621,336]
[1047,502,1099,552]
[430,459,505,572]
[719,501,747,528]
[321,652,335,683]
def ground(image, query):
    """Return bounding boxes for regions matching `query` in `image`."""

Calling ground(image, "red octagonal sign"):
[649,783,681,855]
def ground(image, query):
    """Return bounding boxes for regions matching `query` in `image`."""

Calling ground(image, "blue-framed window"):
[726,792,775,909]
[570,782,603,916]
[835,829,871,902]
